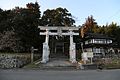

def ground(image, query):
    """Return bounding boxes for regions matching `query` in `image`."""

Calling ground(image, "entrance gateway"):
[38,26,79,63]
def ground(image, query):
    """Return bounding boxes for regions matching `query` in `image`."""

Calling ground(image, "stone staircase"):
[50,52,69,59]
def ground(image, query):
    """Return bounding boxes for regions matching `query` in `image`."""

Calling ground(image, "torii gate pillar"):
[69,29,76,63]
[41,29,50,63]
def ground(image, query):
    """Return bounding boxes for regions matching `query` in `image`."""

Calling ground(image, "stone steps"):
[50,53,68,59]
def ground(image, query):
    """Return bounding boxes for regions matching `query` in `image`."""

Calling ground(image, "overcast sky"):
[0,0,120,26]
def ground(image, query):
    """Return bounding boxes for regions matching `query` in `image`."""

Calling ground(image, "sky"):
[0,0,120,26]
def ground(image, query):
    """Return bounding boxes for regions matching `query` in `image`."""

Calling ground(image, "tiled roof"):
[84,33,113,39]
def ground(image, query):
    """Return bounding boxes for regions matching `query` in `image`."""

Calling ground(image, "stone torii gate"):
[38,26,79,63]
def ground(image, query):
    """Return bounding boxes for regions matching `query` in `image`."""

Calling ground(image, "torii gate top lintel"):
[38,26,79,30]
[38,26,79,36]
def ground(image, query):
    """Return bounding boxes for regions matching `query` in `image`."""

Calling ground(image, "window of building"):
[85,39,112,44]
[85,40,88,44]
[92,39,106,44]
[93,48,104,53]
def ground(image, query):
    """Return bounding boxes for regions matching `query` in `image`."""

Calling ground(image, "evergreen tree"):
[41,7,75,26]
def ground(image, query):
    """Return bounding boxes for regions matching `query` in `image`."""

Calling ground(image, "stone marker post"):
[31,46,38,63]
[31,46,34,63]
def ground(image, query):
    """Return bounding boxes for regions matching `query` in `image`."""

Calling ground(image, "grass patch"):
[23,63,39,68]
[94,58,120,69]
[23,59,41,68]
[104,58,120,69]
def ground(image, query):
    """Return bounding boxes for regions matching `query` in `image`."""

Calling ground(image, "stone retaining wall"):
[0,53,31,69]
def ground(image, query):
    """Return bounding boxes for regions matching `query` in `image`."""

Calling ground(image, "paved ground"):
[0,69,120,80]
[43,59,73,67]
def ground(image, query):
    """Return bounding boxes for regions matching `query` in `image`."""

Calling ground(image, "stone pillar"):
[31,46,38,63]
[31,46,34,63]
[82,52,87,64]
[69,29,76,63]
[41,29,50,63]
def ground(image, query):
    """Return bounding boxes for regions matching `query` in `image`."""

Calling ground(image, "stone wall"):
[0,53,31,69]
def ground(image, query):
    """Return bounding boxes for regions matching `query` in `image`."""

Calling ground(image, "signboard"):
[87,52,93,58]
[82,52,93,58]
[82,52,93,64]
[57,27,62,36]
